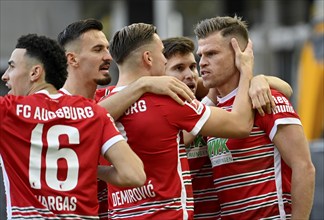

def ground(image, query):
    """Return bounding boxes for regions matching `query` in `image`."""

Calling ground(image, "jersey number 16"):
[29,123,80,191]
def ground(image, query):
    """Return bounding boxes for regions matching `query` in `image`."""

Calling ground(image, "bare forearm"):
[231,69,253,133]
[97,165,118,184]
[97,163,146,187]
[97,165,133,187]
[291,165,315,219]
[230,38,254,134]
[103,142,146,187]
[183,131,196,146]
[264,75,293,98]
[99,76,195,120]
[201,72,253,139]
[99,78,147,120]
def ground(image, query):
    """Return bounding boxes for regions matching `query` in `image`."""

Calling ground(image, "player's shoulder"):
[0,94,15,101]
[146,94,206,115]
[144,93,184,104]
[0,94,18,107]
[56,93,97,107]
[95,86,116,103]
[1,93,36,104]
[270,88,286,97]
[270,89,291,104]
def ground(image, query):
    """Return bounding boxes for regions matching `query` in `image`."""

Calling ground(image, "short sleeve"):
[255,89,301,141]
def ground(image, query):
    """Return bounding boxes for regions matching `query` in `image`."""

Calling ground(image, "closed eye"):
[93,45,107,53]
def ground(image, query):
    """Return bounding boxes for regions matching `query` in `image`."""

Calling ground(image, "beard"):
[95,74,112,86]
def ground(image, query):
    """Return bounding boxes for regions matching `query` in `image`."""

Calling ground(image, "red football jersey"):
[185,97,221,220]
[94,86,116,104]
[186,135,220,220]
[100,87,211,220]
[207,89,300,219]
[62,86,116,220]
[0,90,124,219]
[95,86,117,220]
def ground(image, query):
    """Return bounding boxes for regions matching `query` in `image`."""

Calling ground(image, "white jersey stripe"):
[274,146,287,219]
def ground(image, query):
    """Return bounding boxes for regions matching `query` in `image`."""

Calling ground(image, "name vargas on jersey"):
[36,195,77,211]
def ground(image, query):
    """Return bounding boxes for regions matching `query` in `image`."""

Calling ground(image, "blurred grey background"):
[0,0,323,219]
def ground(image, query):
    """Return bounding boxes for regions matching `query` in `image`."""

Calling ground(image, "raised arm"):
[249,74,293,116]
[273,124,315,219]
[99,76,195,120]
[265,75,293,98]
[200,38,254,138]
[97,140,146,187]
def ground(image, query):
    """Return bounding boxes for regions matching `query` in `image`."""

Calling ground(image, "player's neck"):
[216,75,240,97]
[115,72,141,87]
[116,66,150,87]
[29,83,58,95]
[62,77,97,99]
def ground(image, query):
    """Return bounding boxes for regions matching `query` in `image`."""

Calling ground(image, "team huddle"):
[0,16,315,220]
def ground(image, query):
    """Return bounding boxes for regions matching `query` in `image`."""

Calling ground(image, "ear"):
[66,52,78,67]
[30,65,43,82]
[143,50,152,67]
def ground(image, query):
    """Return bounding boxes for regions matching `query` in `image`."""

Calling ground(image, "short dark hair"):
[162,37,195,59]
[16,34,68,89]
[57,18,103,47]
[109,23,157,64]
[194,15,249,42]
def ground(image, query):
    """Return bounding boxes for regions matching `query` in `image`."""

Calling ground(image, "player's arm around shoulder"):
[200,106,254,138]
[273,124,315,219]
[98,140,146,187]
[98,76,194,120]
[249,74,293,116]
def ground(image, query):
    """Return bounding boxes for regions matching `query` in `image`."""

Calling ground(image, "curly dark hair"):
[16,34,68,89]
[162,37,195,59]
[57,18,103,47]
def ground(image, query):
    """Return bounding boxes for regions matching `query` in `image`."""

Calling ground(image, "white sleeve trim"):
[189,106,211,136]
[101,135,125,155]
[201,96,216,106]
[269,118,302,141]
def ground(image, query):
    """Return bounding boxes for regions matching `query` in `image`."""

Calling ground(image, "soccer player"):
[57,18,195,219]
[194,15,315,219]
[162,36,294,219]
[0,34,145,218]
[163,36,219,219]
[99,22,254,220]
